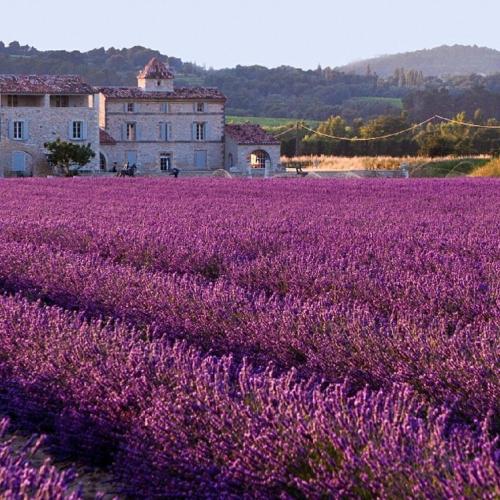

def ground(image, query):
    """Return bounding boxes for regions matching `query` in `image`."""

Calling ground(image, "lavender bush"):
[0,295,497,497]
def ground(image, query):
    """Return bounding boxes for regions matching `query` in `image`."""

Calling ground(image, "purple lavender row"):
[0,418,82,499]
[0,239,496,422]
[0,179,498,287]
[0,295,497,497]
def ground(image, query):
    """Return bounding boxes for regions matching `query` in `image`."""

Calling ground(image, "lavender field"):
[0,178,498,498]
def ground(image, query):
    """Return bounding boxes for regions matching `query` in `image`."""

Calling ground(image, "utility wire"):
[435,115,500,129]
[273,115,500,141]
[273,125,299,138]
[299,117,435,142]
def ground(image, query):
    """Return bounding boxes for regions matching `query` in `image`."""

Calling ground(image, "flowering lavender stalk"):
[0,418,82,499]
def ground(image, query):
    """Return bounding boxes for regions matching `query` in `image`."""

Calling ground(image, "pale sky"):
[1,0,499,69]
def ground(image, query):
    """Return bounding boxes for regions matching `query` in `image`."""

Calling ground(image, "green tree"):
[44,139,95,176]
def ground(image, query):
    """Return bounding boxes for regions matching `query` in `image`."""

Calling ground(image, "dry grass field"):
[281,155,491,172]
[470,158,500,177]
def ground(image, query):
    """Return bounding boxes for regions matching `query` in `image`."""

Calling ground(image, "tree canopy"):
[44,139,96,176]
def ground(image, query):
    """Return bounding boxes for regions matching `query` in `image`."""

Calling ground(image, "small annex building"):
[225,124,281,175]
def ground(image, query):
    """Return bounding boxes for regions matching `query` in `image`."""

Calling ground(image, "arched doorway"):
[249,150,271,169]
[100,153,107,171]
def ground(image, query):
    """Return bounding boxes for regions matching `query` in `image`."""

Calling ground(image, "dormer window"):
[196,102,205,113]
[127,103,135,113]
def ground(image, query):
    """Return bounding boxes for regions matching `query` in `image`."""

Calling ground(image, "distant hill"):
[0,41,406,120]
[3,41,500,122]
[338,45,500,77]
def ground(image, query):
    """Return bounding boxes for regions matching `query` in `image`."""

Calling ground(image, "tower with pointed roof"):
[137,57,175,92]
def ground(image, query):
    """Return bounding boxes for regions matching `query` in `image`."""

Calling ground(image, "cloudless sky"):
[2,0,500,69]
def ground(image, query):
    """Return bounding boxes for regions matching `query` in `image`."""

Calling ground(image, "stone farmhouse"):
[0,58,281,177]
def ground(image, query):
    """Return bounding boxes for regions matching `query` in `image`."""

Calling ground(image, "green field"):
[227,116,320,128]
[347,97,404,109]
[410,159,489,178]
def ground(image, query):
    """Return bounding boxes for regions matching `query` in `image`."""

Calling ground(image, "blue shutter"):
[123,103,128,113]
[12,151,26,172]
[23,120,29,141]
[136,123,141,141]
[167,122,172,142]
[192,123,196,141]
[68,121,73,140]
[82,121,88,140]
[121,124,125,141]
[204,122,208,141]
[8,120,14,140]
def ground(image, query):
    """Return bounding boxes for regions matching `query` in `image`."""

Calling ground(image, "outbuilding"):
[225,124,281,176]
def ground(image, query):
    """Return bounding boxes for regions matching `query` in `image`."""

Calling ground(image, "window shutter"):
[121,124,125,141]
[204,122,208,141]
[193,103,196,113]
[192,123,196,141]
[161,102,169,113]
[23,120,29,141]
[8,120,14,140]
[167,122,172,141]
[82,121,88,140]
[136,124,141,141]
[123,103,128,113]
[68,121,73,140]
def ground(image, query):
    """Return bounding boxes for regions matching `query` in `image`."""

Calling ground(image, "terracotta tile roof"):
[225,124,281,145]
[0,74,94,94]
[138,58,174,80]
[97,86,226,101]
[100,128,117,145]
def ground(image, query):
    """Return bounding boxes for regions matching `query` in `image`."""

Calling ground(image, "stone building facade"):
[98,58,227,173]
[0,58,282,177]
[0,75,100,176]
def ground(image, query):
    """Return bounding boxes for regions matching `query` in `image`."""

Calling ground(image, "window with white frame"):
[126,122,137,141]
[196,102,205,113]
[13,121,24,140]
[195,122,206,141]
[72,121,83,140]
[127,102,135,113]
[160,154,172,171]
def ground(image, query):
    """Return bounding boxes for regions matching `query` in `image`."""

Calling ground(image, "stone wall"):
[0,103,100,176]
[100,96,225,171]
[101,141,224,173]
[102,99,225,143]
